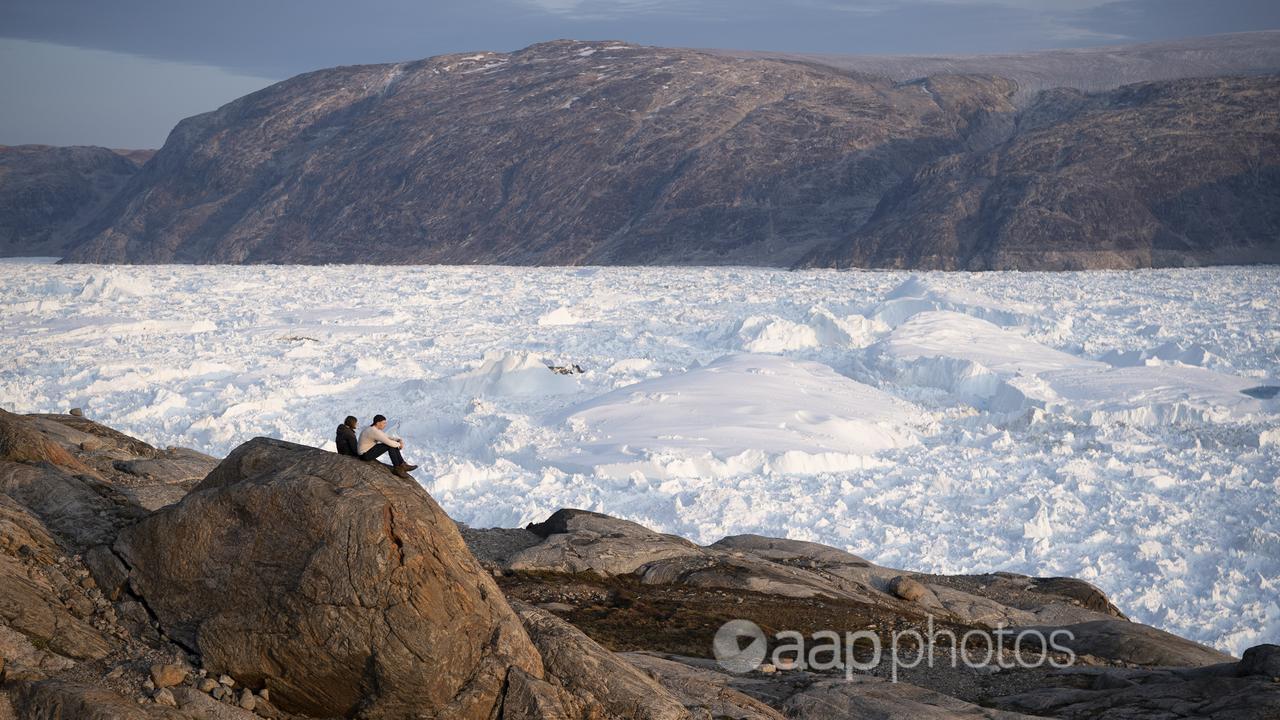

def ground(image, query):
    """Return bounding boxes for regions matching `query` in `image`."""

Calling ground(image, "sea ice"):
[1,262,1276,655]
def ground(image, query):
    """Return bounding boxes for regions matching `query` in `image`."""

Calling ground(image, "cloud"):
[518,0,676,18]
[1068,0,1280,41]
[2,0,1276,79]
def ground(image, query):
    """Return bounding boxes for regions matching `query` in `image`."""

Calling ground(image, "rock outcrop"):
[113,437,545,719]
[0,145,143,258]
[623,653,1042,720]
[0,411,192,716]
[0,409,145,548]
[994,648,1280,719]
[491,509,1139,632]
[511,508,707,575]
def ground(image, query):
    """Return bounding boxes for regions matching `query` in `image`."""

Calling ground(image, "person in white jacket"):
[358,414,418,477]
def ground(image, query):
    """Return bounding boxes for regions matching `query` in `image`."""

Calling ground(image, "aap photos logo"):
[712,616,1078,680]
[714,619,768,674]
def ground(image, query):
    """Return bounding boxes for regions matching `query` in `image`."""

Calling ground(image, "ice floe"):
[547,353,924,479]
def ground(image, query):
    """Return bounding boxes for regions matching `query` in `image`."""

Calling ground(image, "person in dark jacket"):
[335,416,359,457]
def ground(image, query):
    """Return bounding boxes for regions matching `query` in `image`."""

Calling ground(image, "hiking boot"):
[398,463,418,472]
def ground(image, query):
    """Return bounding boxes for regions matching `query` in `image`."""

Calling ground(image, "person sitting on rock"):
[335,416,359,457]
[358,414,418,477]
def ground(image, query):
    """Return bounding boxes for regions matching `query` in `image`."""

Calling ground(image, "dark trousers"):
[360,443,405,466]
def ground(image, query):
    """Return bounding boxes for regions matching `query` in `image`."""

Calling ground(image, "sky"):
[2,0,1278,148]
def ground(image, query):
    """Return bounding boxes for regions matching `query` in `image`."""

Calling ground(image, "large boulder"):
[508,509,707,575]
[1034,619,1234,668]
[114,437,544,719]
[1240,644,1280,678]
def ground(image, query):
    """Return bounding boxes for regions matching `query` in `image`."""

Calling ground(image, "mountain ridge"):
[0,144,145,257]
[715,30,1280,103]
[11,34,1276,268]
[64,41,1023,266]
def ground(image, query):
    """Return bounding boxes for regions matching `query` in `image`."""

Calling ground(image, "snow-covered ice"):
[1,263,1277,655]
[548,353,923,479]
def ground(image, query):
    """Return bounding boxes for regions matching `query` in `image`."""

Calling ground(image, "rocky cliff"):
[0,146,143,258]
[806,75,1280,269]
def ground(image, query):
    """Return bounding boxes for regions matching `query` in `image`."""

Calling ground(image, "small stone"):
[198,678,219,693]
[758,663,777,674]
[142,679,155,693]
[106,665,126,680]
[150,662,187,688]
[258,688,270,702]
[65,592,95,619]
[887,575,928,602]
[219,674,235,687]
[153,688,176,707]
[69,408,84,417]
[238,688,257,711]
[212,686,230,702]
[80,437,105,451]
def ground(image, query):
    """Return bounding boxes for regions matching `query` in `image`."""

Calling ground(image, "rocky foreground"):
[1,409,1277,719]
